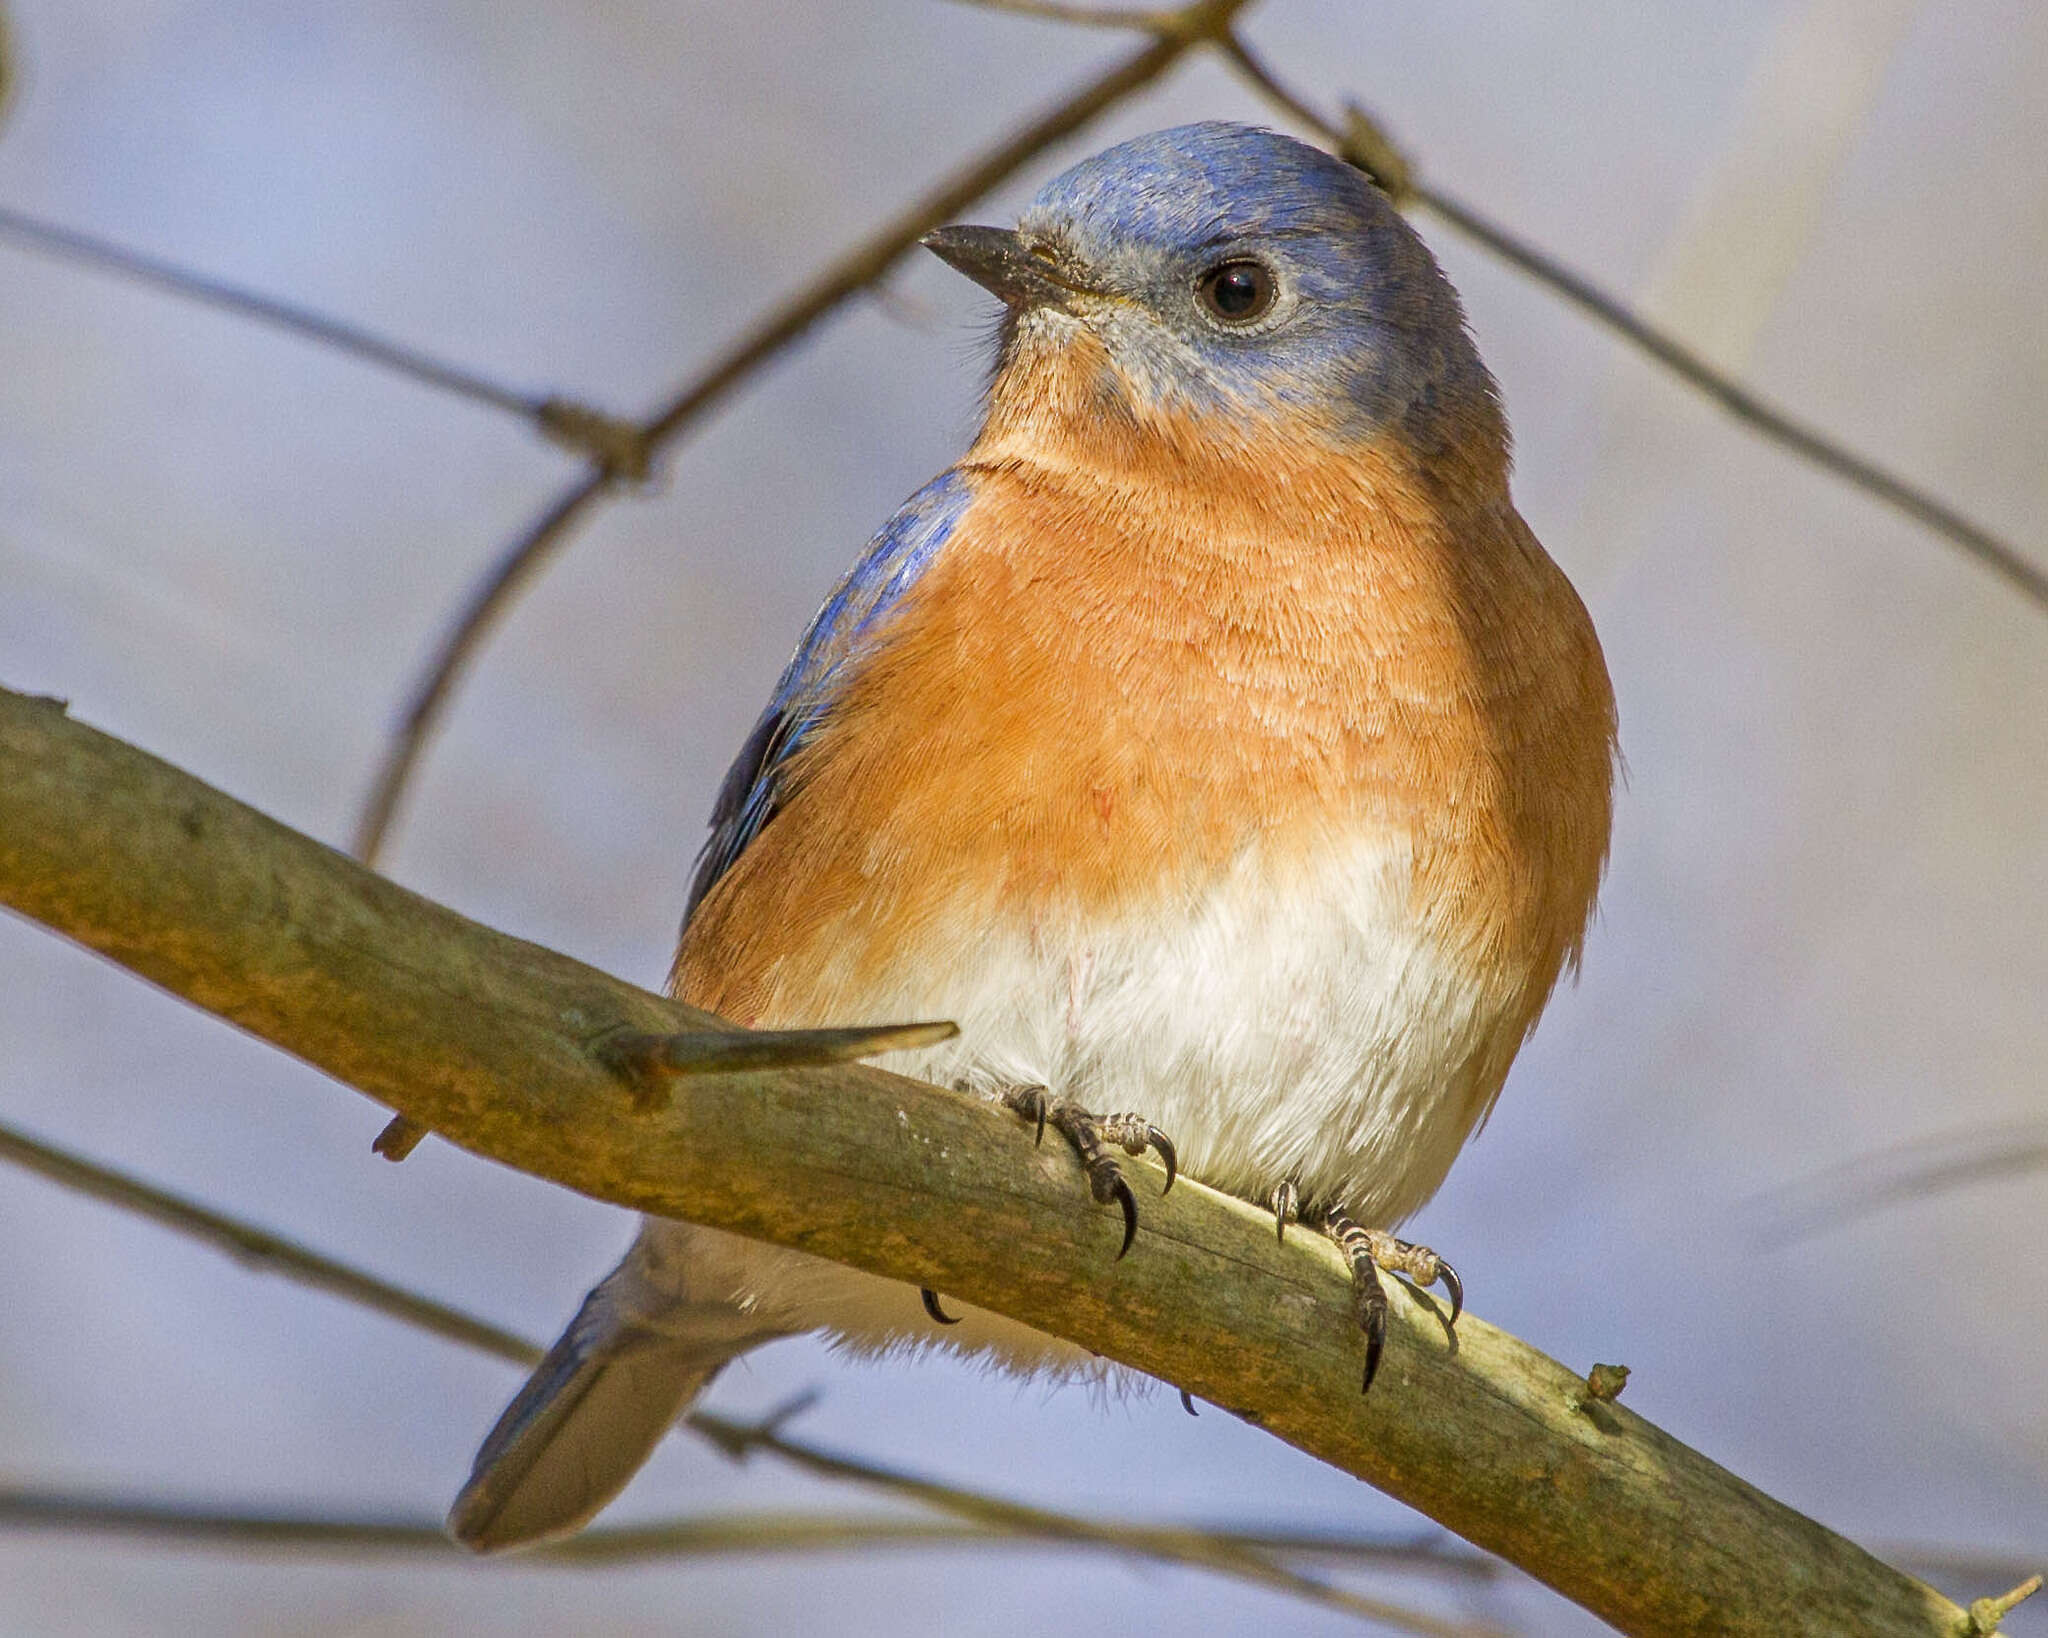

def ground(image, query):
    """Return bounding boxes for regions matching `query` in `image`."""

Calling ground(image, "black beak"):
[921,225,1092,309]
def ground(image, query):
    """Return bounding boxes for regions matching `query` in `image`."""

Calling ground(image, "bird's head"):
[923,122,1503,470]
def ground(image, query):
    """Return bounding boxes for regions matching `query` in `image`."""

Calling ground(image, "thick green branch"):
[0,686,1994,1637]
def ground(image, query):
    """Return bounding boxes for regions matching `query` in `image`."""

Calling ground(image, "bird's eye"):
[1195,259,1277,325]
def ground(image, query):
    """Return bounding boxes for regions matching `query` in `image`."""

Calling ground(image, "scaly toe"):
[1363,1231,1464,1334]
[1098,1112,1178,1193]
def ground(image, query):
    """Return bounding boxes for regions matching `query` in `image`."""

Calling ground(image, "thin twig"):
[0,1117,535,1364]
[0,1493,1501,1634]
[0,205,651,470]
[0,1112,1492,1632]
[350,467,608,859]
[350,0,1256,864]
[0,1489,1494,1579]
[685,1400,1505,1634]
[1215,33,2048,615]
[1750,1118,2048,1247]
[0,206,538,423]
[1418,184,2048,609]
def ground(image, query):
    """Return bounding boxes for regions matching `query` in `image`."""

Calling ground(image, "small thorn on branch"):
[598,1020,959,1109]
[372,1115,428,1162]
[1579,1363,1631,1407]
[1969,1574,2042,1635]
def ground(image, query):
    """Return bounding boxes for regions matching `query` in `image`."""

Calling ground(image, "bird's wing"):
[683,468,972,921]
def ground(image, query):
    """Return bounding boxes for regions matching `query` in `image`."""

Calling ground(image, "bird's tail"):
[448,1247,784,1553]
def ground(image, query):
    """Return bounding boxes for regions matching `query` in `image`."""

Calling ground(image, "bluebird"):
[449,121,1616,1551]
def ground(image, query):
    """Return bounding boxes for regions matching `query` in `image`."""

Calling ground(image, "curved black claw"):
[1271,1178,1298,1245]
[1149,1126,1178,1194]
[1179,1389,1199,1417]
[1108,1172,1139,1260]
[1005,1085,1049,1146]
[1437,1258,1464,1329]
[921,1287,961,1326]
[1358,1270,1389,1395]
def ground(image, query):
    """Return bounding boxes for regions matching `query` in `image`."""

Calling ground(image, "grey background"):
[0,1,2042,1632]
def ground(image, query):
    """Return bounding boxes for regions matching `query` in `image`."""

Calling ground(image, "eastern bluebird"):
[450,121,1616,1551]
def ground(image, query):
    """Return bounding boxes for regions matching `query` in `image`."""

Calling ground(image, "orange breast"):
[676,405,1614,1047]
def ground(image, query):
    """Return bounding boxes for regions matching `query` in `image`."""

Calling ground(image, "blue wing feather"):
[684,470,972,922]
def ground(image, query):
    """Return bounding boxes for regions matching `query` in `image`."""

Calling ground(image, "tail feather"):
[449,1270,778,1552]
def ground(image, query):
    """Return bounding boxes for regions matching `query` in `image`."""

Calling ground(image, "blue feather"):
[684,469,973,920]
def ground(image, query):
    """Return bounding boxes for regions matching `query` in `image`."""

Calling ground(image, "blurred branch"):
[0,1496,1498,1634]
[0,1104,1490,1629]
[1215,33,2048,615]
[684,1395,1499,1633]
[0,686,2005,1638]
[0,206,647,468]
[0,1489,1492,1581]
[348,0,1255,865]
[0,1115,537,1363]
[1750,1118,2048,1246]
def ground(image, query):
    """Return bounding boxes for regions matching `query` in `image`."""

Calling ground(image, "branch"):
[0,1483,1511,1638]
[1750,1118,2048,1246]
[0,1115,539,1363]
[681,1397,1496,1635]
[0,206,648,470]
[0,685,2009,1637]
[349,0,1254,864]
[0,1492,1487,1635]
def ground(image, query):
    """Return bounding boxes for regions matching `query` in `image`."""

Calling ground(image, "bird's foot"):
[1000,1086,1176,1259]
[1321,1208,1464,1393]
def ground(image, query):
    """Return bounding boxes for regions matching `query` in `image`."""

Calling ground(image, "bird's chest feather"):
[679,437,1613,1218]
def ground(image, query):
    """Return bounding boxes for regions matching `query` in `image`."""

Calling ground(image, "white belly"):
[638,829,1522,1375]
